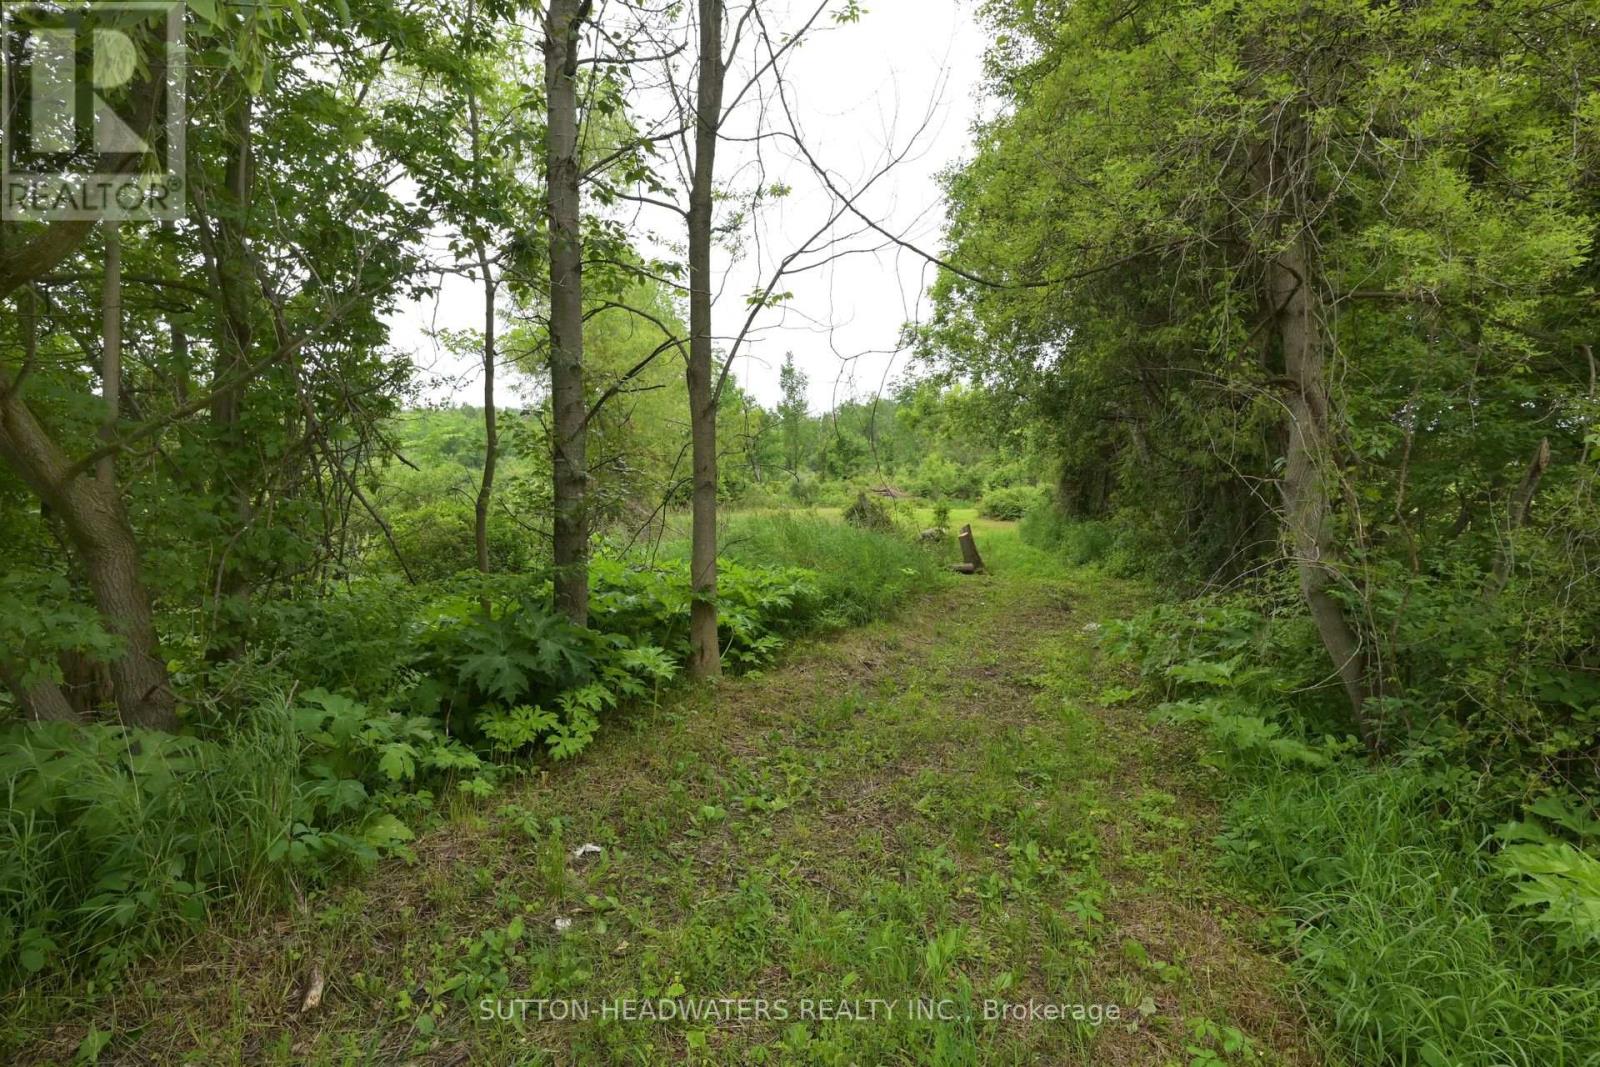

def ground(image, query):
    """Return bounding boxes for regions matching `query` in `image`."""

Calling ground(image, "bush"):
[843,491,894,532]
[0,688,492,991]
[979,484,1049,521]
[0,512,945,992]
[983,457,1035,490]
[785,472,820,505]
[250,579,427,699]
[377,464,539,582]
[904,455,983,501]
[1019,508,1118,565]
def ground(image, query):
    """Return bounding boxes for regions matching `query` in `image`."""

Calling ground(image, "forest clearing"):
[4,0,1600,1064]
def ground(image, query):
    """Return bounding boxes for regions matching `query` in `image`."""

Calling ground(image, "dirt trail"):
[15,526,1322,1066]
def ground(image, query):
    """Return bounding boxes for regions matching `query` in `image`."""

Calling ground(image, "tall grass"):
[673,512,944,626]
[1222,760,1600,1065]
[726,512,944,625]
[0,699,299,988]
[1018,507,1123,568]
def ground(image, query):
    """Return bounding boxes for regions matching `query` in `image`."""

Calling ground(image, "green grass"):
[0,516,939,1007]
[1221,761,1600,1066]
[0,522,1318,1066]
[669,511,949,627]
[14,510,1583,1066]
[0,701,300,988]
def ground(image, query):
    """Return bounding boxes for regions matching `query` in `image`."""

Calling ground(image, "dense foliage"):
[1,515,940,988]
[927,1,1600,1060]
[0,0,949,997]
[8,0,1598,1060]
[930,0,1600,770]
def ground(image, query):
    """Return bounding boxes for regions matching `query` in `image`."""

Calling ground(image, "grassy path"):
[17,524,1322,1065]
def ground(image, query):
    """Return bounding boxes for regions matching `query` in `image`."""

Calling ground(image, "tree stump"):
[955,524,986,574]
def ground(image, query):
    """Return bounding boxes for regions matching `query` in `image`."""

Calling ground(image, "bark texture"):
[544,0,592,626]
[474,241,499,579]
[686,0,726,678]
[1265,213,1372,746]
[958,525,986,573]
[0,657,80,724]
[0,392,176,729]
[0,47,175,729]
[197,91,259,608]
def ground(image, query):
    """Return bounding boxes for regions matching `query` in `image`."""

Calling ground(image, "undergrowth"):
[0,517,936,994]
[1106,591,1600,1066]
[701,513,946,626]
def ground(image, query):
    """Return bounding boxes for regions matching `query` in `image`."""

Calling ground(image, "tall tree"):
[1,1,447,726]
[926,0,1599,748]
[603,0,866,676]
[545,0,594,626]
[778,351,808,474]
[684,0,727,677]
[0,19,177,729]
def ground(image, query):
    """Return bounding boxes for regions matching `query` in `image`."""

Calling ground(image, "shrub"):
[983,457,1035,489]
[249,579,427,699]
[785,472,820,505]
[0,514,942,992]
[1110,593,1600,1066]
[978,485,1048,521]
[1020,508,1118,566]
[904,455,983,501]
[843,491,894,532]
[379,466,539,583]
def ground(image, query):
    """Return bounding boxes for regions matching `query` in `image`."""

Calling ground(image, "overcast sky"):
[387,0,987,415]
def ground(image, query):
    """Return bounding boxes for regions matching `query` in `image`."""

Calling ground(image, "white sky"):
[387,0,987,415]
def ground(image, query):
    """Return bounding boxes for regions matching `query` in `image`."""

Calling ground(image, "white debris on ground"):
[571,843,603,860]
[553,917,573,933]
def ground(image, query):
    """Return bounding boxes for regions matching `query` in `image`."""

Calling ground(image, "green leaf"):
[377,743,418,782]
[187,0,221,25]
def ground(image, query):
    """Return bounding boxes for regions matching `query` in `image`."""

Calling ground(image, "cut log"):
[958,525,986,574]
[950,562,978,574]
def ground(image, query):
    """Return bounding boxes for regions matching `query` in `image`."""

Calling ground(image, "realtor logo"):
[1,1,185,220]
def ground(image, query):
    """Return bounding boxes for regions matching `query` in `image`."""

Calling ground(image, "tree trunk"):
[544,0,591,627]
[0,657,80,724]
[0,58,173,729]
[0,392,177,730]
[1267,225,1373,748]
[473,240,499,582]
[99,223,121,488]
[210,93,254,437]
[1485,437,1551,599]
[686,0,726,679]
[957,524,986,573]
[197,89,258,614]
[4,289,85,725]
